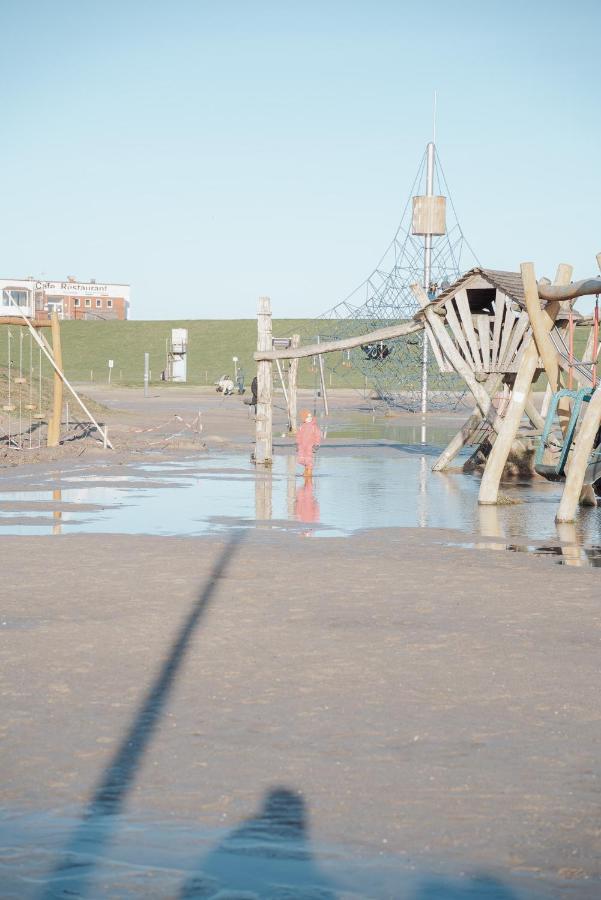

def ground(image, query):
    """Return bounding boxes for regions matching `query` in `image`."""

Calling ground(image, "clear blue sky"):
[1,0,599,318]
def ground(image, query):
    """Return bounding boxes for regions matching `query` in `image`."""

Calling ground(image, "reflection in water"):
[254,470,272,522]
[295,478,320,531]
[180,787,337,899]
[52,488,62,536]
[0,452,599,566]
[556,521,584,567]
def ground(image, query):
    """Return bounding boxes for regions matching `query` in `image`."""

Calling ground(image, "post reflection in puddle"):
[556,521,584,567]
[52,489,62,536]
[0,452,599,566]
[254,469,272,523]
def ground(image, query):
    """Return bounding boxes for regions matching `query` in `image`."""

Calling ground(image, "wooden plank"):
[411,287,452,372]
[497,306,517,368]
[490,290,506,367]
[424,321,448,371]
[445,300,475,368]
[254,317,422,361]
[500,311,530,369]
[455,289,482,369]
[0,317,51,328]
[287,334,300,433]
[476,315,491,371]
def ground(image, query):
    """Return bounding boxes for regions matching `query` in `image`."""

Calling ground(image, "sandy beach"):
[1,387,600,899]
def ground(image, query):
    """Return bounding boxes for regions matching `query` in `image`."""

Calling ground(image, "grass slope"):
[0,319,592,392]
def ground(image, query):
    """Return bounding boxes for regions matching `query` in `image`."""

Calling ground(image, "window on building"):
[74,298,80,307]
[2,289,29,307]
[85,298,91,308]
[107,299,113,309]
[96,298,102,308]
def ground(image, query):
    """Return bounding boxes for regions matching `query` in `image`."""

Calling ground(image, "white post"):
[144,352,149,397]
[421,141,435,416]
[255,296,273,465]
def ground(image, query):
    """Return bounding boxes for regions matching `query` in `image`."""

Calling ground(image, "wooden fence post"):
[47,312,63,447]
[288,334,300,433]
[255,296,273,465]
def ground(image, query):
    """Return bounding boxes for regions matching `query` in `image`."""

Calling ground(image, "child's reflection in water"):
[295,478,320,535]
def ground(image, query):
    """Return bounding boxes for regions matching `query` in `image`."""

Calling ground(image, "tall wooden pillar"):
[255,296,273,465]
[288,333,300,433]
[47,312,63,447]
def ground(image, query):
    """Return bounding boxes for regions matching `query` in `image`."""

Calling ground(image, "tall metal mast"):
[421,141,435,414]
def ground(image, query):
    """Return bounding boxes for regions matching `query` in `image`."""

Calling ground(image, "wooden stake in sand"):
[7,293,113,450]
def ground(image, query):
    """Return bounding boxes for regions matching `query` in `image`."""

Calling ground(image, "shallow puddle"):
[0,447,599,567]
[0,806,568,900]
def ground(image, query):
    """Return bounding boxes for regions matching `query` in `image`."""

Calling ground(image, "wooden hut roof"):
[422,267,581,321]
[432,268,525,307]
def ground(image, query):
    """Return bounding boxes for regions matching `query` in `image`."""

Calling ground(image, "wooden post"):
[317,336,329,416]
[555,385,601,522]
[432,374,504,472]
[478,263,572,505]
[255,296,273,465]
[288,334,300,433]
[47,312,63,447]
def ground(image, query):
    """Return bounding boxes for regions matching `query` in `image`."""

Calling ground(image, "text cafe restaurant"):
[0,276,130,320]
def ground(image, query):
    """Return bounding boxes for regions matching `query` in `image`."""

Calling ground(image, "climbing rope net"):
[298,148,479,410]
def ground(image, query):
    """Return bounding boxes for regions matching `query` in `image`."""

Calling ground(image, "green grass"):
[0,319,381,390]
[0,319,593,393]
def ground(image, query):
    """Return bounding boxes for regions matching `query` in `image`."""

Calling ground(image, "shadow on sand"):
[39,530,245,899]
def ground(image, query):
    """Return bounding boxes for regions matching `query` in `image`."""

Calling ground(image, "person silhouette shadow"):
[179,786,338,899]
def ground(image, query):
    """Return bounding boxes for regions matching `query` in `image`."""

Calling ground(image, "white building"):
[0,276,130,320]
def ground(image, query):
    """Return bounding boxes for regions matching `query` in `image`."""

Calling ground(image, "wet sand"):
[1,387,600,898]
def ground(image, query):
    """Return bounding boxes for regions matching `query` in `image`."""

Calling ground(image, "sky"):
[1,0,600,319]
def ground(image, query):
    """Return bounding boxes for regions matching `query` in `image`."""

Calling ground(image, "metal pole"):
[144,352,149,397]
[421,141,435,416]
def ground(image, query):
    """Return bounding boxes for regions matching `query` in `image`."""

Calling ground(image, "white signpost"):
[108,359,114,384]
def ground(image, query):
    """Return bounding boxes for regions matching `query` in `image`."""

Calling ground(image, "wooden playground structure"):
[254,253,601,524]
[0,296,111,450]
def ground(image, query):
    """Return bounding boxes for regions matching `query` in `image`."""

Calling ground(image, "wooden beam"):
[432,373,504,472]
[537,277,601,302]
[47,312,63,448]
[0,317,51,328]
[255,296,273,465]
[287,334,300,433]
[556,385,601,522]
[478,262,572,505]
[455,289,482,369]
[490,290,506,368]
[254,319,422,361]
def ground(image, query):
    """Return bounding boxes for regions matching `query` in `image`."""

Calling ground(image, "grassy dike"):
[0,318,592,392]
[0,319,371,390]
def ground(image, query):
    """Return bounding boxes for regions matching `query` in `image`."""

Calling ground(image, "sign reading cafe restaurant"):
[0,276,130,320]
